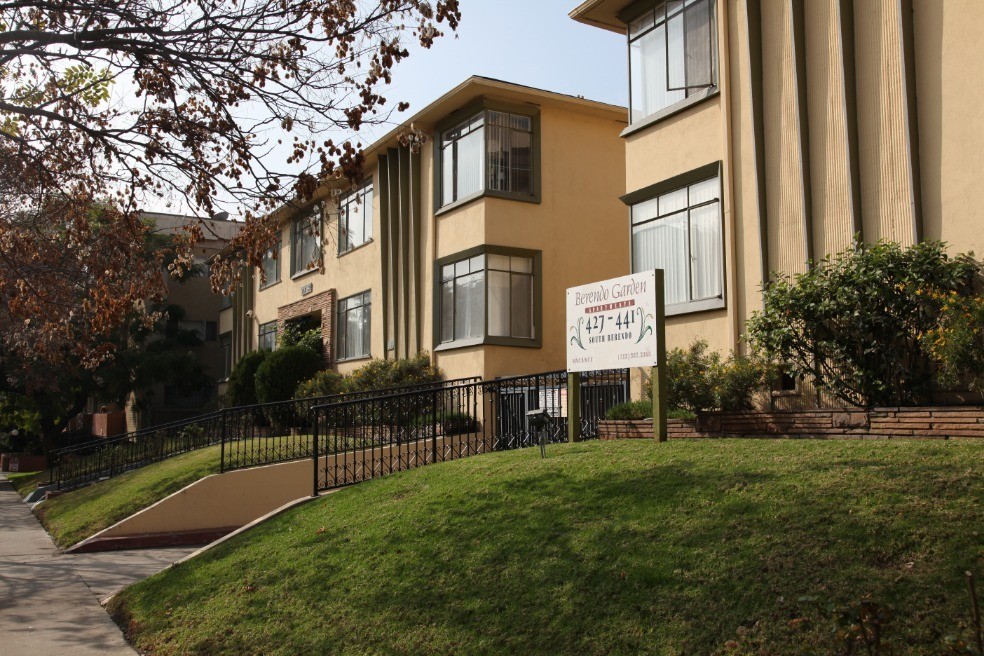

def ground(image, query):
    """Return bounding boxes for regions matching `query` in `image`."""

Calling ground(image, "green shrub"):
[295,370,348,399]
[664,340,720,413]
[717,353,771,412]
[414,411,478,435]
[643,340,769,414]
[747,240,980,407]
[226,350,270,407]
[922,291,984,392]
[255,346,322,406]
[345,352,442,392]
[606,400,653,421]
[278,323,323,354]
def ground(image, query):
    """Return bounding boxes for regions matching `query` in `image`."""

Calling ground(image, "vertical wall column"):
[378,145,423,360]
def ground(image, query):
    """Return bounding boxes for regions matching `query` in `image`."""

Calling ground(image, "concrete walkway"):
[0,476,195,656]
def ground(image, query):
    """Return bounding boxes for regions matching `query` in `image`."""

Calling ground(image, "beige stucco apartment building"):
[570,0,984,401]
[220,77,628,384]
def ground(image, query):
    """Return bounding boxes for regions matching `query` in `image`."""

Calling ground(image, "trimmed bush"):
[345,352,442,392]
[295,370,347,400]
[606,400,653,421]
[644,339,769,414]
[747,240,980,407]
[226,349,270,407]
[255,346,322,406]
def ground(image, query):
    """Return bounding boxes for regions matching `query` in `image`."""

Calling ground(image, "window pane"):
[689,177,719,204]
[628,8,654,38]
[363,186,373,241]
[442,143,454,206]
[456,128,484,200]
[455,259,470,277]
[487,270,510,337]
[470,254,485,271]
[660,187,688,215]
[348,197,364,249]
[632,197,660,225]
[488,254,510,271]
[454,271,484,340]
[690,202,722,300]
[510,256,532,273]
[666,11,686,90]
[510,273,533,338]
[632,212,688,304]
[442,264,455,282]
[684,0,713,89]
[441,280,454,342]
[630,24,685,123]
[509,130,532,195]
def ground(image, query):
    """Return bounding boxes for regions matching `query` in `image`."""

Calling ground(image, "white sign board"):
[566,270,660,373]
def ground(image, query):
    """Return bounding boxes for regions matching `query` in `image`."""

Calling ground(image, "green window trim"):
[433,99,542,215]
[432,245,542,352]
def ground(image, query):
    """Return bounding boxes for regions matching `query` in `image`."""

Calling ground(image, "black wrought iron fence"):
[49,411,224,490]
[220,376,482,472]
[311,369,628,492]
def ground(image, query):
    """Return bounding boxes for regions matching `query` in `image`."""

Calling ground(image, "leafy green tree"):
[255,346,322,405]
[747,240,980,407]
[226,350,272,408]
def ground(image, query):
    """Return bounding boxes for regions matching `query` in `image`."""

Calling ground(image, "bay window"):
[338,180,374,254]
[436,247,539,347]
[438,103,538,209]
[628,0,717,124]
[337,291,371,360]
[630,168,723,312]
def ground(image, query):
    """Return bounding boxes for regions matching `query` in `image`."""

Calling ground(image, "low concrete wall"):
[598,406,984,440]
[70,434,482,551]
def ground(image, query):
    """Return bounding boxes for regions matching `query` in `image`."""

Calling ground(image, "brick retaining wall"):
[598,406,984,440]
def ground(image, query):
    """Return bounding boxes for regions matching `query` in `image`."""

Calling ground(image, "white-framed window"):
[337,291,371,360]
[440,109,535,207]
[438,249,536,345]
[290,209,322,276]
[260,238,281,287]
[628,0,717,124]
[258,321,278,351]
[338,181,374,254]
[631,173,722,307]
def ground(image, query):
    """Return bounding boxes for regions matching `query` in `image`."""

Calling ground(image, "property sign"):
[566,270,660,373]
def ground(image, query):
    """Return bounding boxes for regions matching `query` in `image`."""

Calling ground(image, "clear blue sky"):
[368,0,627,138]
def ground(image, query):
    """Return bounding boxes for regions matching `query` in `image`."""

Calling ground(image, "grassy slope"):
[111,439,984,656]
[5,470,48,497]
[38,446,221,549]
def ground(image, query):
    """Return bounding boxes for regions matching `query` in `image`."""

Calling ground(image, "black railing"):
[311,369,628,492]
[49,411,225,491]
[220,376,482,472]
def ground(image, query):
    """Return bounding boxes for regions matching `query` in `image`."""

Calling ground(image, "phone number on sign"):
[618,350,652,361]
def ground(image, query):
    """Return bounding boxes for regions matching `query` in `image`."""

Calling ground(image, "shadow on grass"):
[114,441,984,656]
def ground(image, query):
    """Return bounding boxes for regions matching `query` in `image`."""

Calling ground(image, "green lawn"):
[5,469,48,497]
[38,446,222,549]
[109,439,984,656]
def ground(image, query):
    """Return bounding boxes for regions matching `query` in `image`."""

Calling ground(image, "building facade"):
[220,78,628,385]
[570,0,984,403]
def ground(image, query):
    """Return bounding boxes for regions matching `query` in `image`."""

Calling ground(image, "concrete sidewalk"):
[0,476,194,656]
